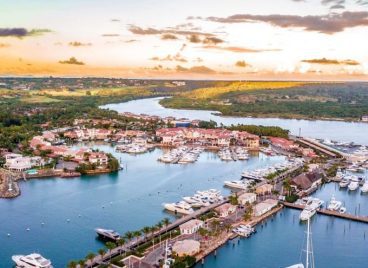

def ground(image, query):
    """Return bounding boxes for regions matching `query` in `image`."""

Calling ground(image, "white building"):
[238,193,257,205]
[253,199,278,217]
[172,240,200,257]
[179,219,204,235]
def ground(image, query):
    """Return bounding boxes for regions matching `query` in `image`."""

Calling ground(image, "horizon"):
[1,0,368,80]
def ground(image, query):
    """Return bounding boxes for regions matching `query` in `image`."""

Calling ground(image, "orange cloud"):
[302,58,360,65]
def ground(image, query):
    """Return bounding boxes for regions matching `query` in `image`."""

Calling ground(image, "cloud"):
[0,43,10,48]
[176,65,216,74]
[235,60,250,67]
[68,41,92,47]
[356,0,368,5]
[180,43,187,51]
[203,37,224,45]
[188,34,202,43]
[205,11,368,34]
[59,57,85,65]
[150,53,187,62]
[128,25,214,37]
[111,19,120,22]
[125,39,139,43]
[161,34,178,40]
[302,58,360,65]
[102,34,120,37]
[0,28,51,38]
[202,45,281,53]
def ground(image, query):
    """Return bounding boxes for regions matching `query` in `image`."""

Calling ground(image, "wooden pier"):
[283,202,368,223]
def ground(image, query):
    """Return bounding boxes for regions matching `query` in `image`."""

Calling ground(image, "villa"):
[214,203,237,218]
[179,219,204,235]
[238,193,257,205]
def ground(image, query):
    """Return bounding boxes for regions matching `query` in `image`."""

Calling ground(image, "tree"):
[162,217,171,228]
[105,242,116,262]
[117,238,126,255]
[67,260,77,268]
[78,259,85,267]
[124,231,134,247]
[85,252,95,268]
[98,248,106,260]
[141,226,151,240]
[133,230,141,242]
[229,194,239,205]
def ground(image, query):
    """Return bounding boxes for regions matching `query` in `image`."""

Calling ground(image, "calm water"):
[102,97,368,145]
[0,144,284,267]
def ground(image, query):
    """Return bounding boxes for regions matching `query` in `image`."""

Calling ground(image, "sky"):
[0,0,367,80]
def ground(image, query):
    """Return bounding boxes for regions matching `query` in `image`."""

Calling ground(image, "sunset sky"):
[1,0,368,80]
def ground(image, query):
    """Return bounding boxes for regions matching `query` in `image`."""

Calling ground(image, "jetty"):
[283,202,368,224]
[292,136,343,158]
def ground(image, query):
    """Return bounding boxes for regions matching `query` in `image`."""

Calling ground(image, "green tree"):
[67,260,77,268]
[105,242,116,261]
[85,252,95,268]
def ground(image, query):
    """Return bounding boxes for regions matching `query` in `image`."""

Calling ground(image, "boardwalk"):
[88,198,228,267]
[294,137,341,158]
[283,202,368,223]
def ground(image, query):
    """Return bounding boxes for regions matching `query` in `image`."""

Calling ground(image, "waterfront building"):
[255,184,273,195]
[214,203,237,218]
[269,137,299,151]
[238,193,257,205]
[88,152,108,165]
[4,154,45,171]
[253,199,278,217]
[179,219,204,235]
[172,240,201,257]
[291,171,323,195]
[361,115,368,122]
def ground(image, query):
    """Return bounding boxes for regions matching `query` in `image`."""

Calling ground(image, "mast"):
[306,218,309,268]
[305,218,315,268]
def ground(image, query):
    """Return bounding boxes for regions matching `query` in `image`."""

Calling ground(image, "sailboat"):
[286,218,315,268]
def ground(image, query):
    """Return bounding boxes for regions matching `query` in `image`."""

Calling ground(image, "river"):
[102,97,368,145]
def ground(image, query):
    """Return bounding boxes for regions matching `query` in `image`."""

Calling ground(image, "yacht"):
[360,181,368,193]
[95,228,121,241]
[224,180,250,190]
[327,196,342,211]
[12,253,53,268]
[300,207,317,221]
[163,201,194,215]
[339,177,350,188]
[348,179,359,191]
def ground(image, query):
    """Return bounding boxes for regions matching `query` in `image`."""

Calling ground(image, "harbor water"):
[102,97,368,145]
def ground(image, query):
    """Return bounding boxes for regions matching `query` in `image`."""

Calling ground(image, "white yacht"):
[327,196,342,211]
[360,181,368,193]
[300,207,317,221]
[224,180,250,190]
[95,228,121,241]
[164,201,194,215]
[339,177,350,188]
[348,180,359,191]
[12,253,53,268]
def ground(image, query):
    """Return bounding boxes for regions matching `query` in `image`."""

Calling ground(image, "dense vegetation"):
[161,82,368,120]
[227,124,289,138]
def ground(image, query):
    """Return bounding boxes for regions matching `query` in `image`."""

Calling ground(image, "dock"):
[291,136,343,158]
[283,202,368,223]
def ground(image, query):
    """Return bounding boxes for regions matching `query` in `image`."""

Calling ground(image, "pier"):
[292,136,343,158]
[282,202,368,224]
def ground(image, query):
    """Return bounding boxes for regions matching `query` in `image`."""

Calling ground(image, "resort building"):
[238,193,257,205]
[179,219,204,235]
[253,199,278,217]
[269,137,299,151]
[291,170,323,194]
[88,152,109,165]
[4,154,45,171]
[255,184,273,195]
[361,115,368,122]
[172,240,201,257]
[214,203,237,218]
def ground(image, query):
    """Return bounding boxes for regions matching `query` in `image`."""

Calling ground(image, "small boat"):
[339,177,350,188]
[12,253,53,268]
[163,201,194,215]
[348,180,359,191]
[339,207,347,213]
[224,180,250,190]
[361,181,368,193]
[95,228,121,241]
[300,207,316,221]
[327,196,342,211]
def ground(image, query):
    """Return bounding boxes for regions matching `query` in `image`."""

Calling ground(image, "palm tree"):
[67,260,77,268]
[117,237,126,255]
[98,248,106,261]
[162,217,171,229]
[141,226,151,240]
[124,231,134,247]
[105,241,116,262]
[133,230,141,243]
[78,259,85,267]
[85,252,95,268]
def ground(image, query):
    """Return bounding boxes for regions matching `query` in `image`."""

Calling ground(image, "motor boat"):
[327,196,342,211]
[300,207,317,221]
[348,179,359,191]
[339,177,350,188]
[361,181,368,193]
[163,201,194,215]
[224,180,250,190]
[12,253,53,268]
[95,228,121,241]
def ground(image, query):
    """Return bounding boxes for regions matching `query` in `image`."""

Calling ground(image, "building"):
[361,115,368,122]
[214,203,237,218]
[238,193,257,205]
[172,240,200,257]
[255,184,273,195]
[269,137,299,151]
[179,219,204,235]
[253,199,278,217]
[291,171,323,194]
[88,152,108,165]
